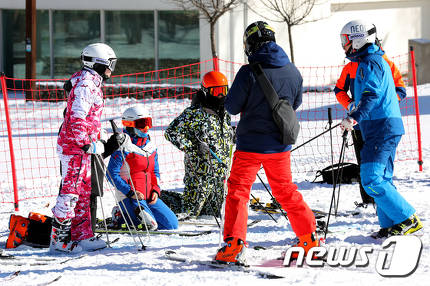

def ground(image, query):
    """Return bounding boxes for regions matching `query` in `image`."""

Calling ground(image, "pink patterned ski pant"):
[53,152,93,241]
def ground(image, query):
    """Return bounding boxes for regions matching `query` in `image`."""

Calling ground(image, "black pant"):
[351,129,374,204]
[90,155,105,232]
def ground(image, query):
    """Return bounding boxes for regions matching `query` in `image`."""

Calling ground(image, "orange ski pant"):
[223,150,316,241]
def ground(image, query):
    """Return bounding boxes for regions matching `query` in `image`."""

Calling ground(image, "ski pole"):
[102,158,146,251]
[250,193,278,223]
[257,122,341,173]
[334,137,349,215]
[328,108,337,211]
[94,150,146,251]
[255,173,288,222]
[291,122,341,152]
[324,130,348,240]
[91,154,111,248]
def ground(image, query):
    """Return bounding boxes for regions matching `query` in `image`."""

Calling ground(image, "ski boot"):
[78,236,107,251]
[282,232,321,260]
[388,214,423,236]
[214,237,248,265]
[49,217,82,253]
[370,228,389,239]
[6,214,29,248]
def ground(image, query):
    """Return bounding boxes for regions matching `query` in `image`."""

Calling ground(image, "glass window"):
[2,10,25,78]
[53,11,100,78]
[105,11,155,75]
[36,10,50,79]
[2,10,50,79]
[158,11,199,69]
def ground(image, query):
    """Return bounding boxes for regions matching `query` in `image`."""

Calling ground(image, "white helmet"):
[81,43,117,72]
[340,20,376,51]
[122,105,152,133]
[122,105,150,122]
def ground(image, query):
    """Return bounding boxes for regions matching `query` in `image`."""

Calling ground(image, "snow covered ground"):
[1,85,429,286]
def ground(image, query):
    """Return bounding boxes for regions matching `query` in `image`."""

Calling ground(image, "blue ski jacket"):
[349,44,405,141]
[225,41,303,153]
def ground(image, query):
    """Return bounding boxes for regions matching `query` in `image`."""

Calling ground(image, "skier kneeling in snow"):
[164,71,234,219]
[107,106,178,231]
[51,43,122,253]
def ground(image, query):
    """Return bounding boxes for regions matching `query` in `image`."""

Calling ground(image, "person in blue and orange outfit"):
[214,21,317,265]
[339,20,422,239]
[335,23,407,212]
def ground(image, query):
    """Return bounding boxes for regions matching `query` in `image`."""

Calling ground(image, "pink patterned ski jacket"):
[57,68,104,155]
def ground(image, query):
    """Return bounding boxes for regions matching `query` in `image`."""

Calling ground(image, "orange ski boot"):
[214,237,248,265]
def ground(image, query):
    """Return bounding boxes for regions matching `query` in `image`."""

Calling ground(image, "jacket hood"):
[248,41,291,67]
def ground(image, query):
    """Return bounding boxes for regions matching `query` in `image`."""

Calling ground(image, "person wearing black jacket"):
[215,21,317,265]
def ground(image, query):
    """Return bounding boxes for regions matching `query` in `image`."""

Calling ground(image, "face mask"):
[134,128,148,138]
[205,94,225,112]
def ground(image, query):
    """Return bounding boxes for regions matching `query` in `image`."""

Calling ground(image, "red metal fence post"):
[409,46,423,171]
[0,74,20,210]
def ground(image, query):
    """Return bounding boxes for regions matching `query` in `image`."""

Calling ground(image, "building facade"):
[0,0,429,79]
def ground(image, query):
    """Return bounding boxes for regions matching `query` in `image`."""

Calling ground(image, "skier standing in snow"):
[339,20,423,238]
[107,105,178,230]
[51,43,119,253]
[164,71,234,219]
[334,23,407,213]
[215,21,318,264]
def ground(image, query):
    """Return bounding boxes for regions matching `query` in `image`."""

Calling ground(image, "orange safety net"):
[0,55,420,205]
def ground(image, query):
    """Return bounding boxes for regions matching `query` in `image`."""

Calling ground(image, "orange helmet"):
[201,71,228,98]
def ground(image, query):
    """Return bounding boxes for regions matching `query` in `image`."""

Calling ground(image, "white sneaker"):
[138,209,158,231]
[78,236,107,251]
[49,217,82,254]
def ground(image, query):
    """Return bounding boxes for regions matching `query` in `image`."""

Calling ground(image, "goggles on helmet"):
[85,56,117,72]
[122,117,153,129]
[203,85,228,98]
[107,58,117,72]
[340,34,352,49]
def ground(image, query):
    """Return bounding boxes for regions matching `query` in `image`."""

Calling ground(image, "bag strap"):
[249,63,279,110]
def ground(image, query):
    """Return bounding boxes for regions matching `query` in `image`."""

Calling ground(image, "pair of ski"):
[0,270,62,285]
[249,200,327,219]
[95,219,261,237]
[164,250,285,279]
[95,228,213,237]
[0,252,87,266]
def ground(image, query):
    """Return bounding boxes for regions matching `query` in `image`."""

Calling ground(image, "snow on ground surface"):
[1,86,430,286]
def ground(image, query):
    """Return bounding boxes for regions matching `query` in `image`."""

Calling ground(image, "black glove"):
[116,133,126,145]
[102,134,120,158]
[63,80,72,93]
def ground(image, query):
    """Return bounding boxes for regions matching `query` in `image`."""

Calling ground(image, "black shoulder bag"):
[250,63,300,145]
